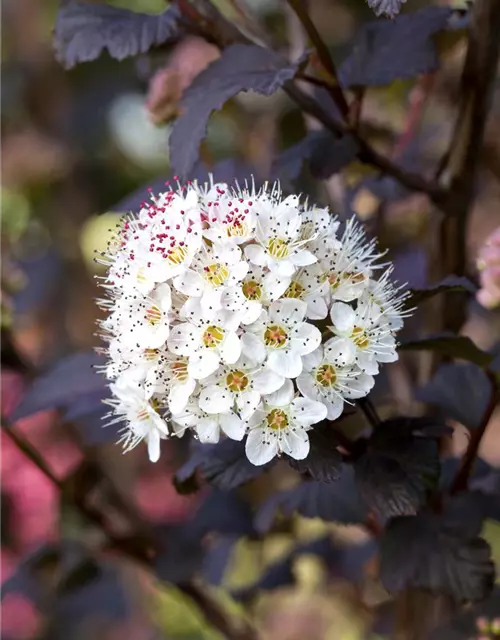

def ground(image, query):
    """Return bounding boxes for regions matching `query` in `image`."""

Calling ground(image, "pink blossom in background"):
[1,593,42,639]
[477,226,500,309]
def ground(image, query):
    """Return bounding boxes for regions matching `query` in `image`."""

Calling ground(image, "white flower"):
[297,344,374,420]
[98,177,410,466]
[202,184,257,246]
[274,264,329,320]
[245,194,317,277]
[357,267,411,332]
[242,299,321,378]
[118,283,172,349]
[167,308,241,379]
[105,382,169,462]
[171,399,246,443]
[198,358,285,419]
[329,301,398,374]
[173,243,248,318]
[245,379,327,465]
[312,217,382,303]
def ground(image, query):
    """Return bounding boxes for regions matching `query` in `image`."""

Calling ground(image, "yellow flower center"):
[226,221,248,238]
[268,237,289,259]
[171,359,189,381]
[351,326,369,349]
[203,263,229,286]
[283,280,304,299]
[264,324,288,349]
[242,279,262,301]
[202,325,225,348]
[145,304,162,325]
[226,370,249,392]
[144,348,159,361]
[167,245,188,265]
[315,364,337,387]
[328,271,365,290]
[266,408,289,430]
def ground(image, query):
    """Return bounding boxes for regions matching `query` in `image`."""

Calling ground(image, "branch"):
[357,397,381,428]
[284,82,447,201]
[437,0,500,332]
[450,372,498,494]
[287,0,350,119]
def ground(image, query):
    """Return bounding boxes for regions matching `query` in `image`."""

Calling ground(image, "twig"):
[450,372,497,495]
[357,397,381,428]
[287,0,350,119]
[3,421,63,489]
[349,87,365,131]
[4,418,257,639]
[437,0,500,333]
[284,83,447,201]
[392,73,434,159]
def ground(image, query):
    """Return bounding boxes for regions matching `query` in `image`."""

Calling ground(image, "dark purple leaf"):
[417,363,493,431]
[399,334,493,368]
[255,465,366,533]
[10,351,105,421]
[54,2,183,69]
[174,439,273,493]
[380,495,494,602]
[339,7,452,88]
[272,132,359,187]
[287,421,342,482]
[405,276,477,310]
[354,417,447,518]
[170,44,304,178]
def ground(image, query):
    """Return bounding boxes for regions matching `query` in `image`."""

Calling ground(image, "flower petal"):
[330,302,356,335]
[269,299,307,325]
[221,331,241,364]
[240,332,266,363]
[168,378,196,415]
[196,417,221,443]
[167,323,200,356]
[324,337,356,366]
[199,384,233,414]
[245,244,268,266]
[290,250,317,267]
[267,349,303,379]
[252,369,285,395]
[173,270,203,297]
[264,378,294,407]
[220,412,246,440]
[280,427,310,460]
[291,397,327,426]
[245,427,278,465]
[305,295,328,320]
[188,350,220,379]
[237,389,261,419]
[296,373,320,402]
[290,322,321,355]
[147,429,161,462]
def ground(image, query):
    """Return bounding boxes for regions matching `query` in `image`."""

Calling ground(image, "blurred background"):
[2,0,500,638]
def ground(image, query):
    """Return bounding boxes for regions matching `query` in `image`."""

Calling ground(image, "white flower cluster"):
[98,179,409,466]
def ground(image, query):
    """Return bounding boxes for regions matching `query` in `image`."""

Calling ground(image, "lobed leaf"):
[255,465,367,533]
[54,1,183,69]
[287,421,342,482]
[339,6,452,88]
[174,439,273,493]
[418,363,493,431]
[7,351,122,445]
[272,131,359,187]
[399,333,493,368]
[404,275,476,310]
[169,44,305,178]
[354,417,447,518]
[380,494,495,602]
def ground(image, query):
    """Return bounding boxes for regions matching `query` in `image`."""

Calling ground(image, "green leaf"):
[399,334,493,368]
